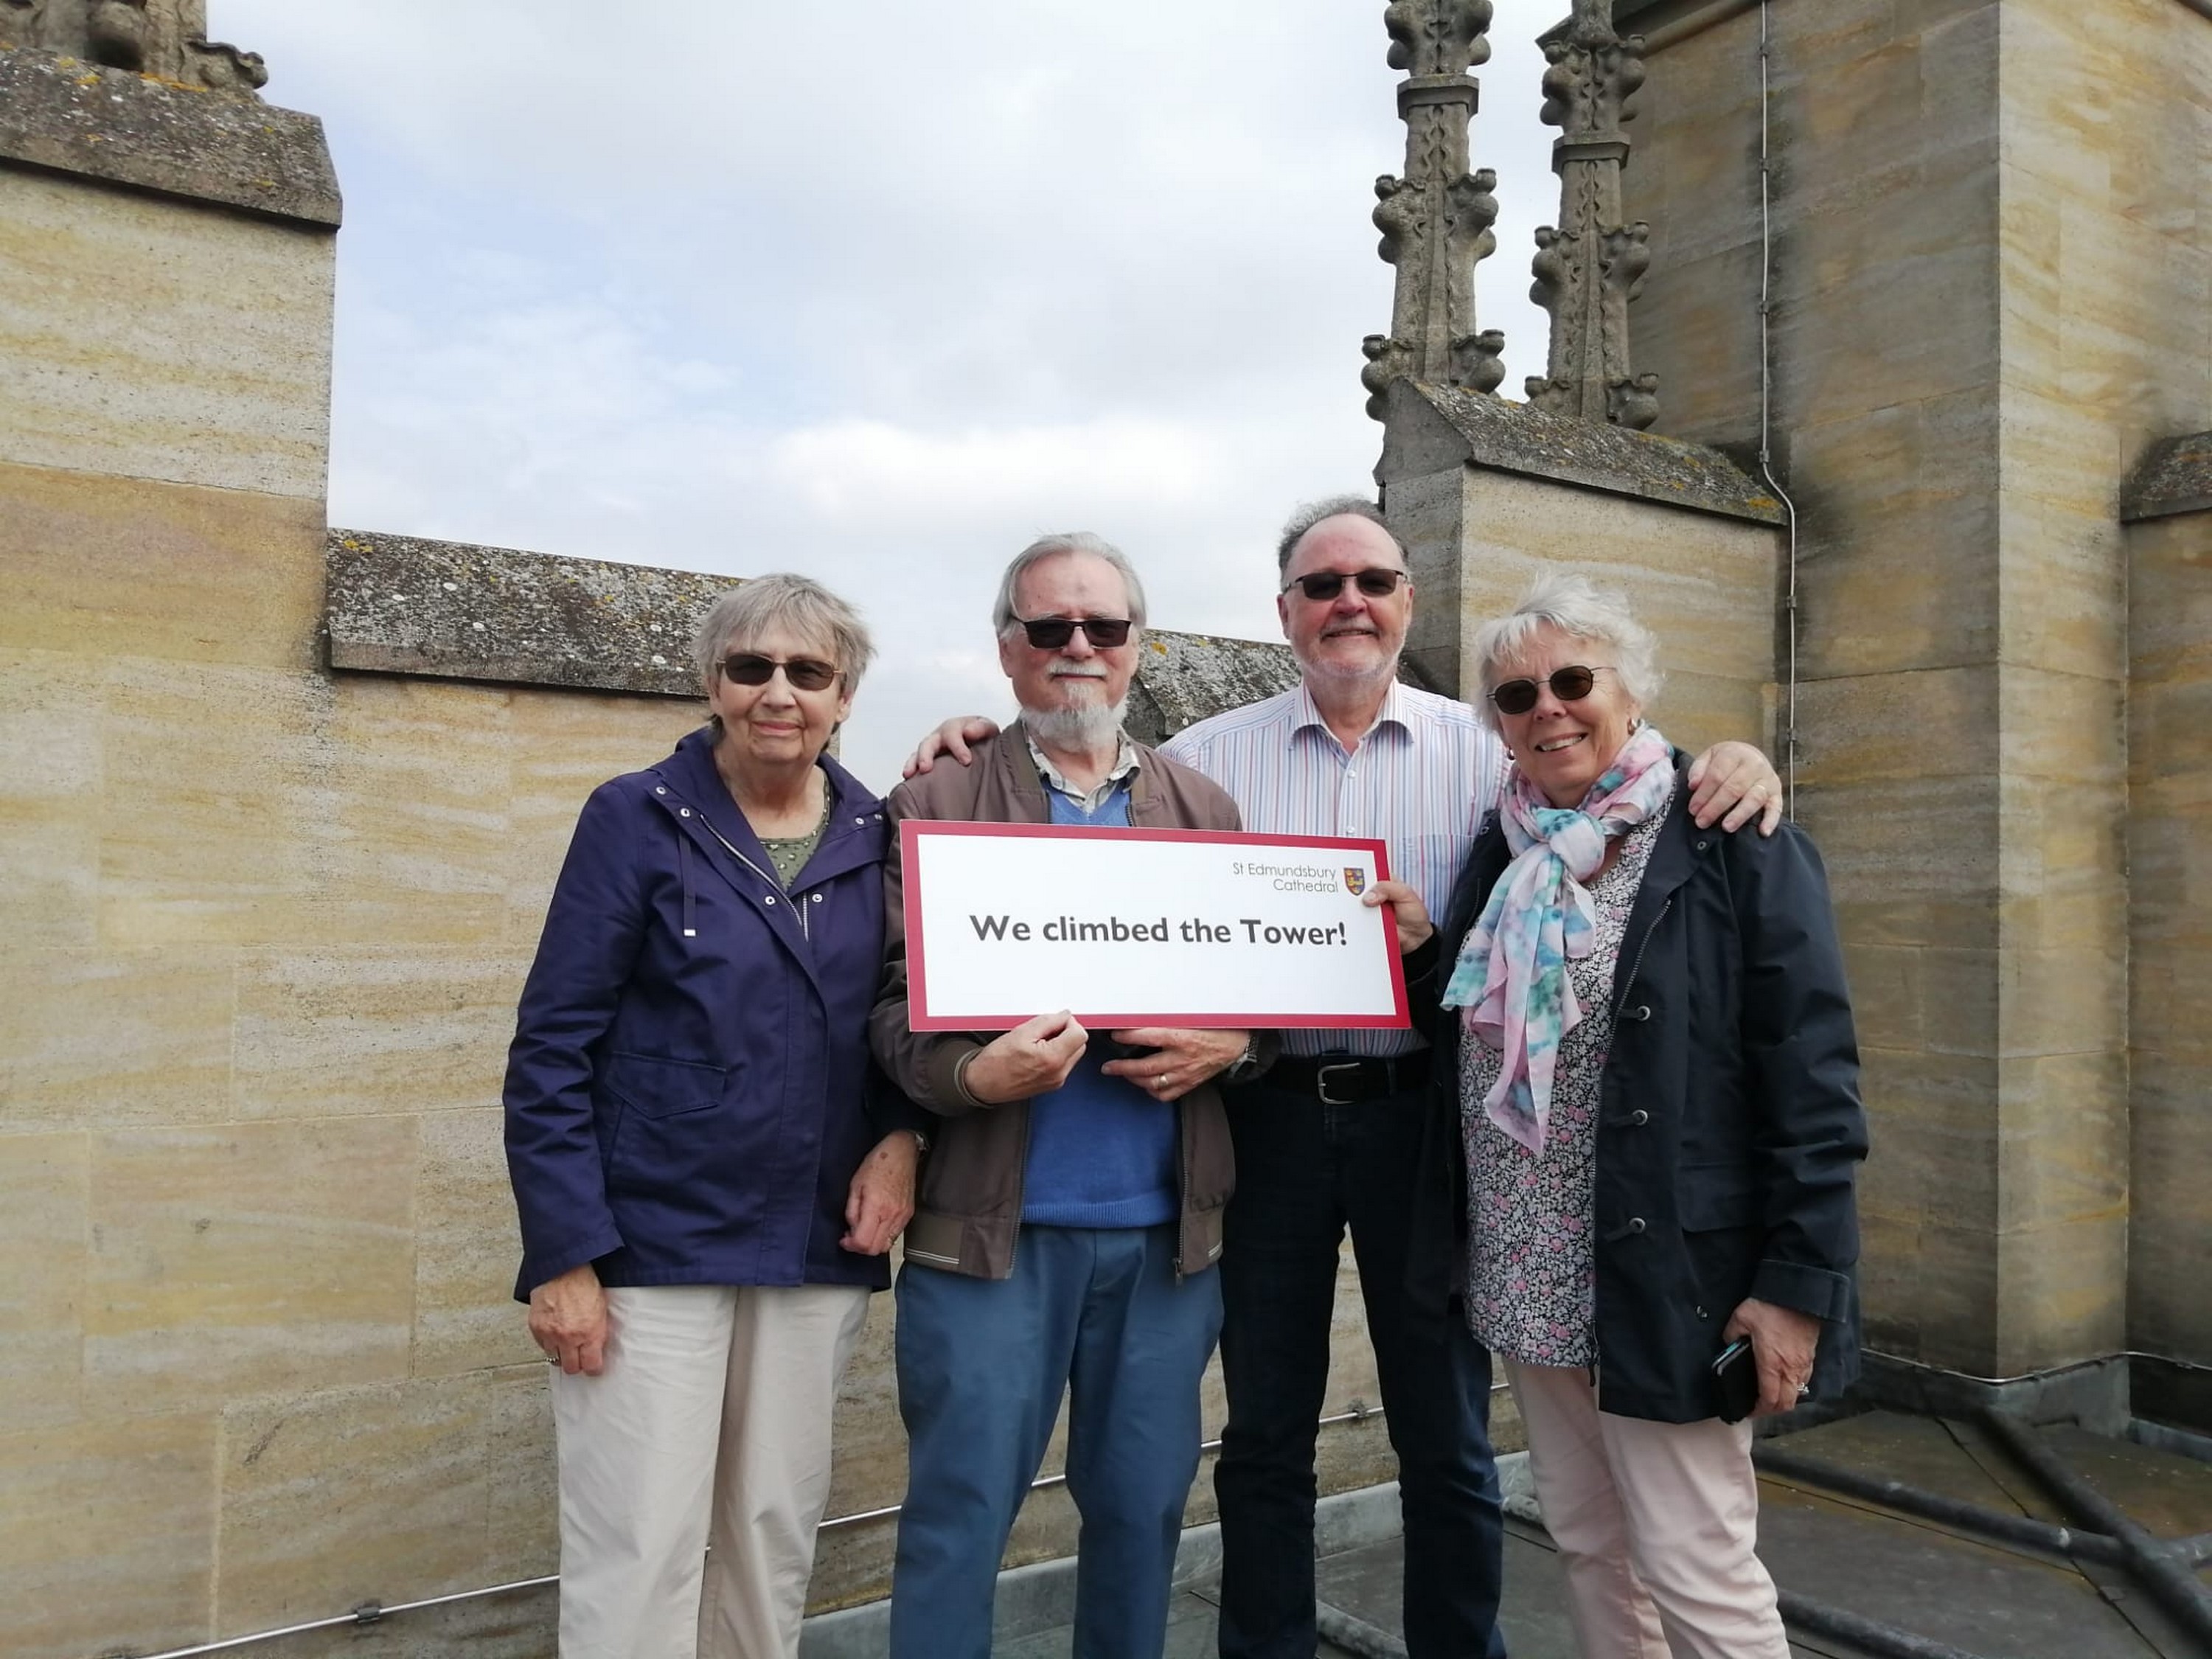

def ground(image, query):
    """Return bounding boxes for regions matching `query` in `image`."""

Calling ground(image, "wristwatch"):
[905,1125,933,1155]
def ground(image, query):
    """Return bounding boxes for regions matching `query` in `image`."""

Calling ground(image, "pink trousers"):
[1506,1359,1790,1659]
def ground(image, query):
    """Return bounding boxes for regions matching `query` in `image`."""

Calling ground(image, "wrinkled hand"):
[1102,1027,1251,1102]
[1723,1296,1821,1416]
[963,1010,1089,1103]
[1687,740,1784,835]
[904,716,1000,778]
[842,1130,919,1255]
[1360,878,1434,956]
[529,1262,609,1377]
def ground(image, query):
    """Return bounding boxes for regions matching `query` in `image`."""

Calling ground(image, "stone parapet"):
[1381,381,1784,525]
[327,529,743,700]
[0,46,339,226]
[1126,629,1301,745]
[2122,430,2212,521]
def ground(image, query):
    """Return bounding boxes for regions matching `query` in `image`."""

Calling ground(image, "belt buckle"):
[1315,1060,1362,1106]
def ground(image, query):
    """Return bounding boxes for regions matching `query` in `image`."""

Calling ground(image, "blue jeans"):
[889,1222,1224,1659]
[1214,1080,1507,1659]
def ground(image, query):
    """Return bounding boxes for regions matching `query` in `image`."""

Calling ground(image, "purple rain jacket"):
[504,723,911,1298]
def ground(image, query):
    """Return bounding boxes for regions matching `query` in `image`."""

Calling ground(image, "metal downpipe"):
[1751,1442,2129,1566]
[1978,1411,2212,1649]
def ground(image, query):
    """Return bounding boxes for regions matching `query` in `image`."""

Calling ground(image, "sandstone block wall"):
[1379,383,1783,759]
[0,134,701,1658]
[2126,501,2212,1377]
[1622,0,2212,1381]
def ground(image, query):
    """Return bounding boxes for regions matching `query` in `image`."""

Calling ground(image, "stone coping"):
[1385,381,1787,525]
[0,46,340,226]
[2121,430,2212,522]
[327,529,741,699]
[327,529,1342,726]
[1127,628,1302,741]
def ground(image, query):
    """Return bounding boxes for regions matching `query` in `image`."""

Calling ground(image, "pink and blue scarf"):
[1441,723,1675,1155]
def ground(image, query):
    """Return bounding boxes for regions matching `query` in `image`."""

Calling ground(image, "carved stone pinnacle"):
[1365,0,1500,422]
[1526,0,1658,429]
[0,1,268,96]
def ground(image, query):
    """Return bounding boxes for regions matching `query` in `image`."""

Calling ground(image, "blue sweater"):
[1019,783,1180,1229]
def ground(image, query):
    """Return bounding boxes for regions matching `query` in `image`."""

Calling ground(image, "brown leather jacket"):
[869,724,1242,1280]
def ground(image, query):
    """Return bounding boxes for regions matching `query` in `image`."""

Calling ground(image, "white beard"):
[1022,697,1128,751]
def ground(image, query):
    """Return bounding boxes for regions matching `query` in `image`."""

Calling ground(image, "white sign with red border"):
[901,821,1409,1031]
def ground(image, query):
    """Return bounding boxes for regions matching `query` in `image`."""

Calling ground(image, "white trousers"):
[1506,1358,1790,1659]
[552,1282,872,1659]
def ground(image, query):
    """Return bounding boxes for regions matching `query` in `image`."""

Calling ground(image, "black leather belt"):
[1266,1052,1431,1105]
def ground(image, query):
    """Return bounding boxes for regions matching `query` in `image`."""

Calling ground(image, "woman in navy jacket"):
[1405,575,1865,1659]
[504,573,921,1659]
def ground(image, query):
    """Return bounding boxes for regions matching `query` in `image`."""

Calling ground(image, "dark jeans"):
[1214,1079,1507,1659]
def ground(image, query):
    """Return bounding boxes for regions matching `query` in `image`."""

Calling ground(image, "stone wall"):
[0,60,712,1657]
[2125,451,2212,1394]
[1621,0,2212,1382]
[0,246,709,1659]
[1378,382,1784,759]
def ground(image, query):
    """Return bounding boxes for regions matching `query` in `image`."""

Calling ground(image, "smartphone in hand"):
[1712,1335,1759,1423]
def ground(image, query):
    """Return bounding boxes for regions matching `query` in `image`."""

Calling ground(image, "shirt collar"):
[1027,730,1141,810]
[1290,678,1412,751]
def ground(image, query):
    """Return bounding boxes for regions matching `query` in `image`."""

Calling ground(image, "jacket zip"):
[697,817,810,941]
[1613,898,1671,1016]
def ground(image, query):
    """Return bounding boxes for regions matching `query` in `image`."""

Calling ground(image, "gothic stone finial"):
[1363,0,1503,421]
[1523,0,1658,430]
[0,0,268,95]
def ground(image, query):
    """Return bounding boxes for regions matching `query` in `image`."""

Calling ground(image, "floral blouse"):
[1458,806,1667,1367]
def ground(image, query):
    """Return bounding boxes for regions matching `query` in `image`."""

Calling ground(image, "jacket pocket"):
[1678,1172,1761,1319]
[602,1051,728,1119]
[1679,1178,1759,1232]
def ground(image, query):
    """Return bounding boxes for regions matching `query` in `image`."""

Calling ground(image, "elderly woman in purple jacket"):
[504,572,922,1659]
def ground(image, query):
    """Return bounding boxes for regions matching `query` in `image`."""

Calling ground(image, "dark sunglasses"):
[720,653,840,692]
[1282,568,1408,602]
[1015,615,1134,649]
[1487,664,1616,717]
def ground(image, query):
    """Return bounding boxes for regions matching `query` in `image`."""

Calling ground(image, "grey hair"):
[1470,573,1665,730]
[692,572,876,692]
[1276,495,1409,572]
[990,532,1148,636]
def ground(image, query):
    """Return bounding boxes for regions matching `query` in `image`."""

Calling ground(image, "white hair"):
[991,532,1148,636]
[1470,574,1664,730]
[691,572,874,691]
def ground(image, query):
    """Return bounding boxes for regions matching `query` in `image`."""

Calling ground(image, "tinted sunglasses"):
[1282,568,1408,602]
[1487,664,1616,717]
[1015,616,1134,649]
[720,653,840,692]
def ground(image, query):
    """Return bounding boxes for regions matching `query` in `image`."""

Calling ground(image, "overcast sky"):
[220,1,1568,789]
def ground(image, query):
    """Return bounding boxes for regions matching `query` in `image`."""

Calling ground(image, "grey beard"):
[1295,644,1404,686]
[1022,697,1128,751]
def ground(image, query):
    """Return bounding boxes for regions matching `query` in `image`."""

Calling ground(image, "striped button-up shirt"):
[1158,679,1509,1057]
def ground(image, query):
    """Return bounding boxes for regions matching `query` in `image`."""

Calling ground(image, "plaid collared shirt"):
[1159,680,1508,1057]
[1027,731,1142,813]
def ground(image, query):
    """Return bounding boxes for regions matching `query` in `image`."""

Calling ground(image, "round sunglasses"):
[719,652,841,692]
[1486,664,1618,717]
[1013,616,1134,649]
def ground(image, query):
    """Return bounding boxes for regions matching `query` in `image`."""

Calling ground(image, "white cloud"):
[214,0,1581,787]
[766,418,1222,524]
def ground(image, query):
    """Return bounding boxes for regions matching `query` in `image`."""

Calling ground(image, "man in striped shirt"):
[1160,497,1781,1659]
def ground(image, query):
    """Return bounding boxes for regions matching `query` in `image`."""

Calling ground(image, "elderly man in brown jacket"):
[870,532,1262,1659]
